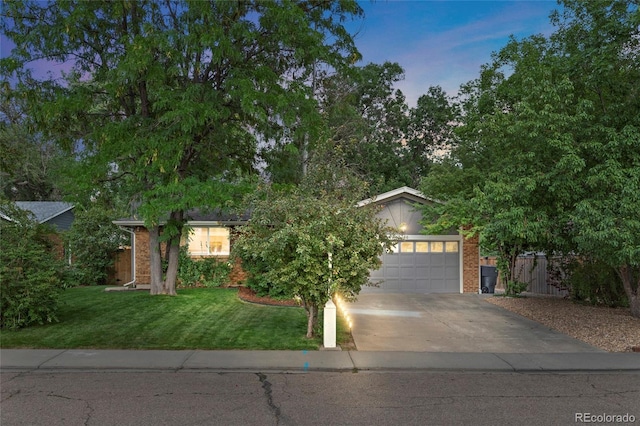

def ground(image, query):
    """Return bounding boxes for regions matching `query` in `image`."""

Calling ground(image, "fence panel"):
[481,255,569,296]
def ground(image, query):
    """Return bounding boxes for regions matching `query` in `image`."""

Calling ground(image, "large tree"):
[420,0,640,313]
[2,0,363,295]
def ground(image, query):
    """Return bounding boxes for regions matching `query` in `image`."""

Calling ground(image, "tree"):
[233,164,395,338]
[2,0,363,295]
[0,88,66,201]
[420,0,640,311]
[0,201,64,329]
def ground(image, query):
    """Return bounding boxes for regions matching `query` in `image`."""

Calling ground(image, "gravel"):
[486,295,640,352]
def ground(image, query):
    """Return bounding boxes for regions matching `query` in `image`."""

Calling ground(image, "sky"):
[346,0,561,106]
[1,1,561,108]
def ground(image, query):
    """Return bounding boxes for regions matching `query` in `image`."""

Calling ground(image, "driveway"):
[346,293,603,353]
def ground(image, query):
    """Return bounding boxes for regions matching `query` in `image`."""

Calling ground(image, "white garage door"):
[368,240,460,293]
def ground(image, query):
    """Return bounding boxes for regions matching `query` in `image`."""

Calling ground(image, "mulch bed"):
[236,286,300,307]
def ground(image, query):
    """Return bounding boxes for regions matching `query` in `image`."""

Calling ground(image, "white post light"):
[323,298,337,349]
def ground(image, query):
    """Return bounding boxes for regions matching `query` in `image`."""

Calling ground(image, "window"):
[430,241,444,253]
[445,241,459,253]
[187,227,230,256]
[415,242,429,253]
[400,242,414,253]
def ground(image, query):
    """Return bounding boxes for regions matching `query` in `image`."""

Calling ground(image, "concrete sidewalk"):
[1,349,639,373]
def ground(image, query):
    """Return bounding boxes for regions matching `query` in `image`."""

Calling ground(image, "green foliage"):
[0,202,64,329]
[64,205,128,287]
[177,246,231,288]
[1,0,364,295]
[567,258,628,308]
[420,1,640,316]
[233,165,395,337]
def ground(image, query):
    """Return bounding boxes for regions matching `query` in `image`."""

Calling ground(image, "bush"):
[177,246,231,288]
[567,258,628,307]
[0,203,64,329]
[64,206,128,286]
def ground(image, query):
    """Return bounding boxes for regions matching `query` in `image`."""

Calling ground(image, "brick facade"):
[462,233,480,293]
[131,227,247,286]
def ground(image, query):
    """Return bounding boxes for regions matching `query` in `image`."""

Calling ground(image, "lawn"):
[0,287,352,350]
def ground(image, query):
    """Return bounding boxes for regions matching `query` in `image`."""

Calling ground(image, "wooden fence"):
[108,248,132,285]
[481,255,569,296]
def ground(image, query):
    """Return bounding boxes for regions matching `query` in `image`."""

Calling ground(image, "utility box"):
[481,265,498,294]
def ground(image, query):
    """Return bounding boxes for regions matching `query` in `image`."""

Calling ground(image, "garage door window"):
[400,242,414,253]
[415,242,429,253]
[445,242,459,253]
[430,242,444,252]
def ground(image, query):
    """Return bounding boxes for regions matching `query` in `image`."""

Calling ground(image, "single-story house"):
[112,209,250,288]
[13,201,75,231]
[5,201,75,261]
[113,187,480,293]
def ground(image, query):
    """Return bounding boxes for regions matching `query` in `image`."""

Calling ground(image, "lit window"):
[400,242,414,253]
[430,242,444,253]
[188,227,230,256]
[415,242,429,253]
[445,242,459,253]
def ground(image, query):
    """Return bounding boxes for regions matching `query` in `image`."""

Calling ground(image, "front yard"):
[0,287,351,350]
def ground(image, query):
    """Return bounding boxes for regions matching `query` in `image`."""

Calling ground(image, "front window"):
[187,227,230,256]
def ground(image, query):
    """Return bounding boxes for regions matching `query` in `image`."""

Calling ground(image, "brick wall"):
[133,226,247,286]
[462,233,480,293]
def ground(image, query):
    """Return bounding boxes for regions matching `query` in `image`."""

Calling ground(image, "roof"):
[357,186,438,207]
[113,208,250,227]
[14,201,75,224]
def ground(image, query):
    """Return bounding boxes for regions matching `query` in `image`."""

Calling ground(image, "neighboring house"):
[359,186,479,294]
[14,201,75,231]
[113,187,480,293]
[112,209,250,287]
[10,201,75,261]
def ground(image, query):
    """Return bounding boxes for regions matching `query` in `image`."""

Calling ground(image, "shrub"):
[177,246,231,288]
[64,206,128,286]
[567,258,627,307]
[0,202,64,329]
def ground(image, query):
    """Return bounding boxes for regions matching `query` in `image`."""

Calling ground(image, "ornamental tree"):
[1,0,363,295]
[233,164,395,338]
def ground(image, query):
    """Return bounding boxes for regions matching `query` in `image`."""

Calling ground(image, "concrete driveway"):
[346,293,603,353]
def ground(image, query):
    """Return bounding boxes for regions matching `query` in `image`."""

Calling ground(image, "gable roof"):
[357,186,438,207]
[14,201,75,224]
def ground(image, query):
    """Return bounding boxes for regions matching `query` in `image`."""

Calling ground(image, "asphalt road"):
[2,370,638,425]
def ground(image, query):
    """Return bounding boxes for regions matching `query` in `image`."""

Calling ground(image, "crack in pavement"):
[256,373,281,425]
[47,392,95,425]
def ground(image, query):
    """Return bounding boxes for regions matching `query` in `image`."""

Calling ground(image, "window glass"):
[188,228,209,254]
[430,241,444,253]
[415,242,429,253]
[445,241,459,253]
[387,243,399,254]
[400,242,414,253]
[188,227,230,255]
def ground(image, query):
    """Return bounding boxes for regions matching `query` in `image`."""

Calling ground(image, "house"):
[14,201,75,231]
[11,201,75,260]
[112,209,250,287]
[359,186,479,294]
[113,187,480,293]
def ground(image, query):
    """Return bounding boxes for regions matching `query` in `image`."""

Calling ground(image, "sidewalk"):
[1,349,639,372]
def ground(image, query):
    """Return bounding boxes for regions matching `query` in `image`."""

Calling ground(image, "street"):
[2,370,638,425]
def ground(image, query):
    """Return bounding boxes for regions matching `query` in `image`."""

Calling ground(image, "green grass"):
[0,287,346,350]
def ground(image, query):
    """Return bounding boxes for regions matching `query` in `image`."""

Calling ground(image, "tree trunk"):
[149,225,164,295]
[618,264,640,318]
[305,304,316,338]
[163,235,180,296]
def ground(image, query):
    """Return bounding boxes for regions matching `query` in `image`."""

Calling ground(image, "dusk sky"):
[1,1,562,107]
[347,0,561,106]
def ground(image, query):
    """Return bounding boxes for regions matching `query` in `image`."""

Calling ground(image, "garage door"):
[368,240,460,293]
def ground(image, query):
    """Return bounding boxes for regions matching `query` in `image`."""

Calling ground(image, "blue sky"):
[347,1,561,106]
[1,1,560,107]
